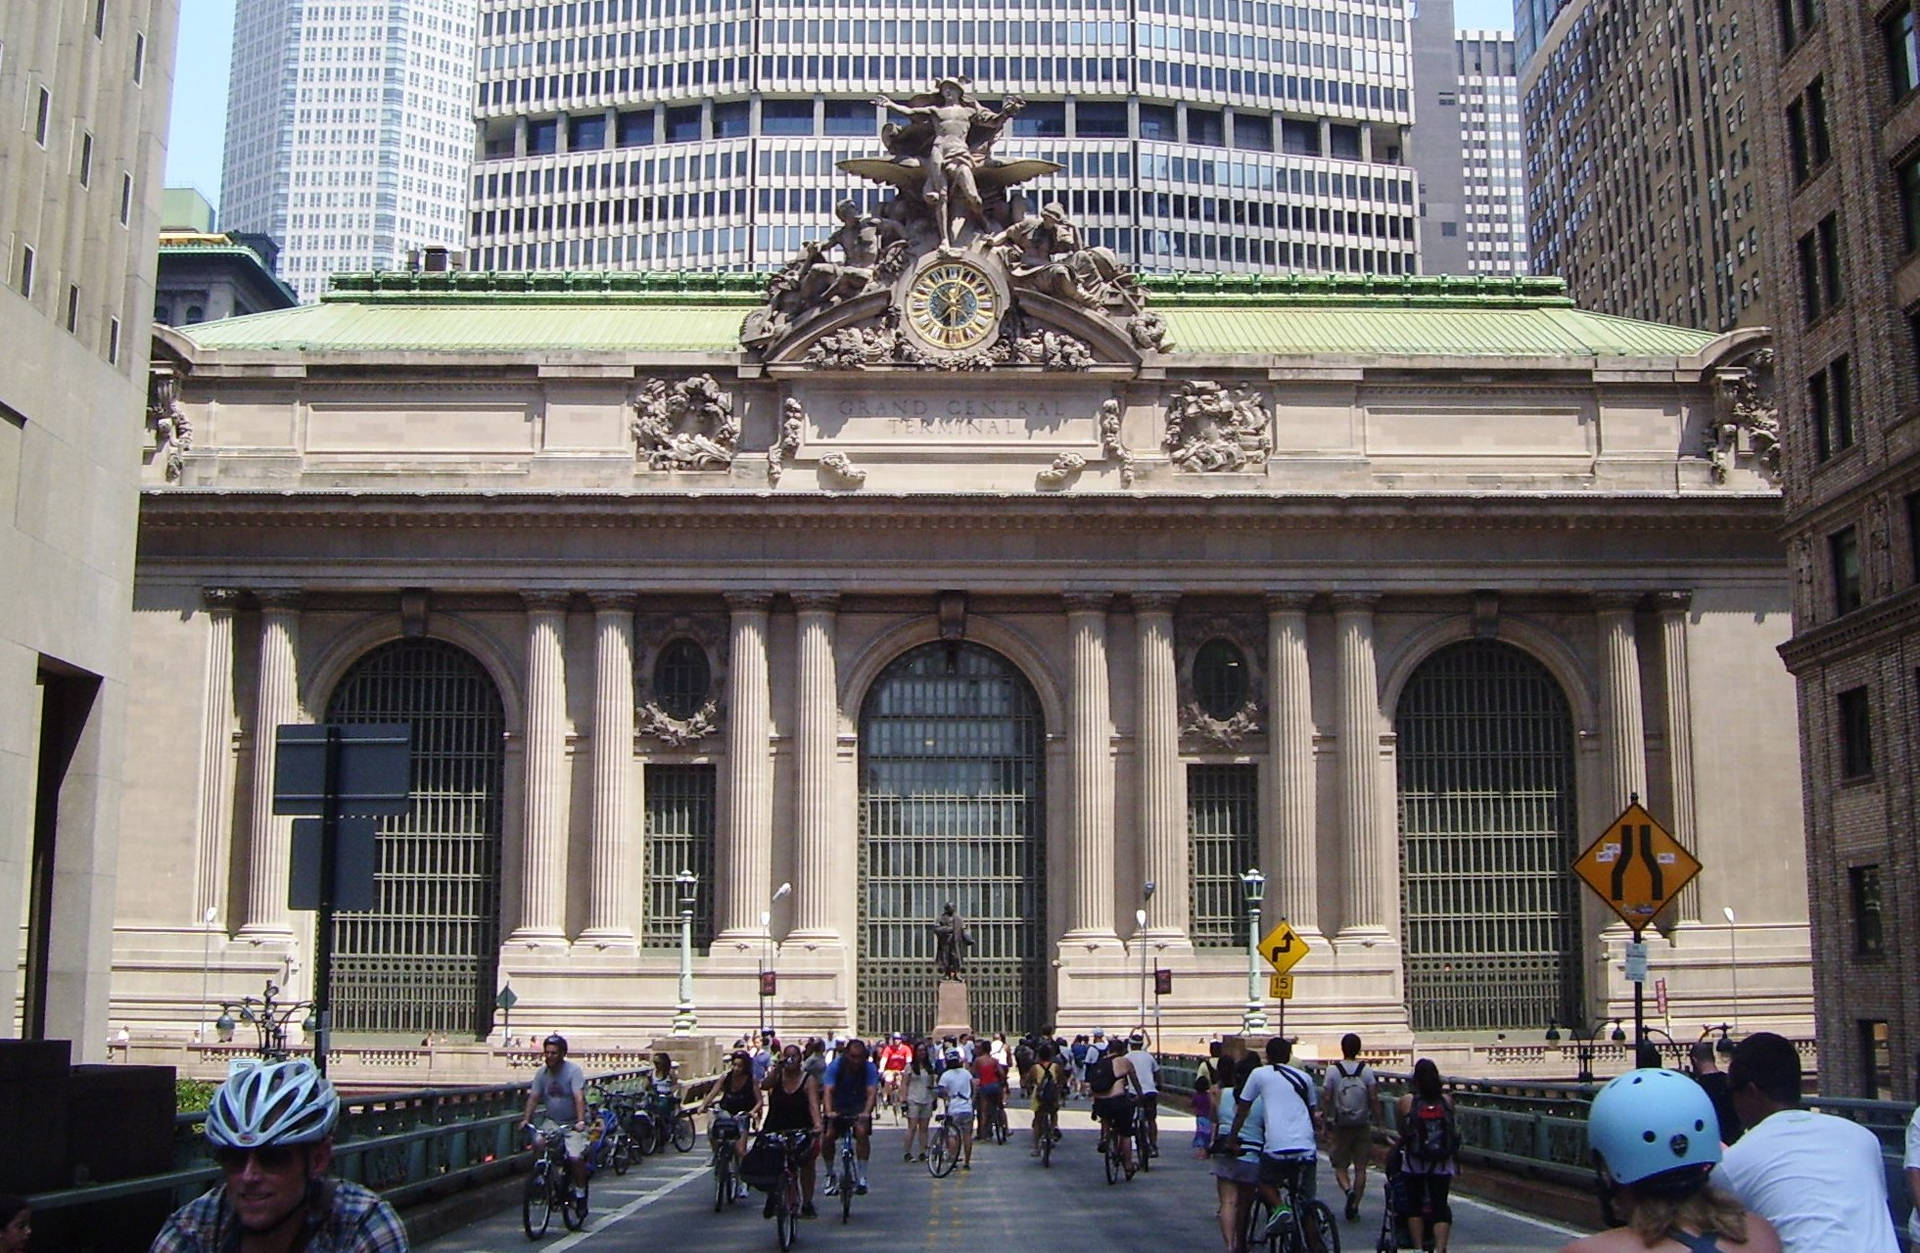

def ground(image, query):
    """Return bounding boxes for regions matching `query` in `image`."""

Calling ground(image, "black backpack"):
[1086,1054,1118,1093]
[1403,1096,1460,1165]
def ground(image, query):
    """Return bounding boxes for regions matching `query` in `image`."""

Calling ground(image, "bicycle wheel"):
[1134,1121,1152,1173]
[612,1136,631,1176]
[775,1171,800,1251]
[1246,1197,1274,1252]
[927,1128,957,1178]
[562,1177,587,1231]
[713,1153,730,1212]
[1300,1199,1342,1253]
[673,1114,697,1153]
[1039,1115,1053,1167]
[838,1150,854,1223]
[632,1117,655,1157]
[522,1167,552,1240]
[995,1109,1009,1145]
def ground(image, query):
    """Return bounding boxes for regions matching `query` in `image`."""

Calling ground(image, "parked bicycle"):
[587,1092,636,1176]
[650,1091,697,1154]
[522,1124,587,1239]
[1246,1155,1341,1253]
[925,1112,959,1178]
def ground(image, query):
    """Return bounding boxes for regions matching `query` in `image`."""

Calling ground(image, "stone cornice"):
[1777,585,1920,674]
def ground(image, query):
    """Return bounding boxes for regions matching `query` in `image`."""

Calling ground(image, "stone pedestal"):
[932,980,972,1038]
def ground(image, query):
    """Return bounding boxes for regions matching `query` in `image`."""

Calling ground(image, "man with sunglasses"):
[151,1058,407,1252]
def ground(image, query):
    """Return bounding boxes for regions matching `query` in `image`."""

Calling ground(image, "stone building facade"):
[116,144,1811,1051]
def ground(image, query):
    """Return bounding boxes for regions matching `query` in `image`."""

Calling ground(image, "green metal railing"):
[26,1067,709,1220]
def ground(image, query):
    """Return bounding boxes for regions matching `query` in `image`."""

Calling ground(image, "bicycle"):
[754,1130,812,1251]
[522,1124,587,1239]
[613,1093,655,1159]
[593,1100,636,1176]
[925,1112,960,1178]
[1032,1101,1060,1167]
[978,1088,1009,1145]
[1099,1105,1136,1185]
[827,1116,860,1223]
[1245,1154,1341,1253]
[1132,1099,1154,1173]
[709,1113,749,1212]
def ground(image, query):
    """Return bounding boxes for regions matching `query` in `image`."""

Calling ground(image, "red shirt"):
[974,1056,1003,1085]
[880,1043,911,1072]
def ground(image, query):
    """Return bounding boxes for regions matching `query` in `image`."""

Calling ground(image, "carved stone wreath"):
[634,614,728,746]
[1176,612,1267,749]
[803,321,1094,372]
[1163,380,1273,472]
[638,699,720,747]
[1179,701,1263,749]
[633,373,740,470]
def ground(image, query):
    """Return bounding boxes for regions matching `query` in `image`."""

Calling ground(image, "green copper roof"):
[177,269,1721,359]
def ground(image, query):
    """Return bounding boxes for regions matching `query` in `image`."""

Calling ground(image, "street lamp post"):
[198,906,217,1043]
[672,869,698,1036]
[1722,905,1740,1033]
[1240,867,1267,1035]
[1134,879,1155,1038]
[1545,1017,1626,1083]
[761,881,791,1039]
[217,979,319,1062]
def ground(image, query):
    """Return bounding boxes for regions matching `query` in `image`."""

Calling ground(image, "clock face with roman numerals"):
[905,261,1001,351]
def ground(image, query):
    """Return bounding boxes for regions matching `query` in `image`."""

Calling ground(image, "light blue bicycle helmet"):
[1587,1067,1720,1190]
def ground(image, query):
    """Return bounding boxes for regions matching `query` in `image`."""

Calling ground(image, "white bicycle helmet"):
[205,1059,340,1148]
[1587,1067,1720,1188]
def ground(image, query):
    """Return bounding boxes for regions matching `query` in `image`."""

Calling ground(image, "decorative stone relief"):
[1175,610,1267,749]
[769,397,804,485]
[802,321,1094,372]
[1036,452,1086,489]
[1128,311,1173,353]
[1099,398,1137,487]
[635,612,728,746]
[632,373,740,470]
[147,367,191,482]
[1866,493,1893,599]
[638,699,720,747]
[1708,347,1780,484]
[1163,380,1273,472]
[819,452,868,487]
[1179,701,1263,749]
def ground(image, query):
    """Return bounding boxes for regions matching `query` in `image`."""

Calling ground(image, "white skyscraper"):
[467,0,1424,277]
[222,0,478,302]
[1453,29,1526,275]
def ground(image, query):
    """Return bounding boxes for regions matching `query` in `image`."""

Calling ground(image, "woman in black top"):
[699,1051,763,1179]
[760,1044,824,1217]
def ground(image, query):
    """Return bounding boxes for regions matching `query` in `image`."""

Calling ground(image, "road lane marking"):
[1452,1190,1589,1237]
[537,1161,708,1250]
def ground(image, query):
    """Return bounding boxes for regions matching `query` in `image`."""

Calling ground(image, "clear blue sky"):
[162,0,1517,216]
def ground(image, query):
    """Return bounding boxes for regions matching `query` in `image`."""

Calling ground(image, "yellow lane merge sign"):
[1573,800,1702,930]
[1260,920,1307,974]
[1268,974,1295,1000]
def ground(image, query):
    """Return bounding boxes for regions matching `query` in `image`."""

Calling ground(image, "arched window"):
[325,638,505,1038]
[1396,640,1581,1033]
[652,638,711,719]
[1192,638,1251,719]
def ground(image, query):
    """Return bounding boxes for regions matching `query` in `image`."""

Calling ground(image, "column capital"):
[1649,590,1693,615]
[521,590,572,613]
[1592,592,1644,613]
[1330,592,1380,614]
[723,590,774,614]
[254,588,303,611]
[201,586,244,612]
[791,591,841,614]
[1063,591,1112,615]
[587,591,638,614]
[1131,591,1181,615]
[1264,591,1314,614]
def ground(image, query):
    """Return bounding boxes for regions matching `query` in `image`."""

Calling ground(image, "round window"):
[1193,639,1249,720]
[653,639,711,720]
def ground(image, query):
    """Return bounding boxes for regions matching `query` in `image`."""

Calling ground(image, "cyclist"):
[1025,1041,1069,1158]
[647,1050,683,1129]
[1129,1032,1161,1155]
[150,1058,408,1252]
[878,1034,910,1115]
[819,1036,880,1196]
[1227,1037,1321,1241]
[698,1049,762,1198]
[972,1045,1007,1143]
[758,1043,824,1219]
[1089,1034,1140,1179]
[520,1033,590,1206]
[935,1054,978,1170]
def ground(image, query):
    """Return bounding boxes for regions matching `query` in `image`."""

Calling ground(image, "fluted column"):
[717,592,774,941]
[581,593,636,946]
[513,592,570,942]
[195,589,241,925]
[1596,596,1648,814]
[239,590,302,939]
[1134,594,1188,938]
[1265,593,1319,935]
[1654,592,1701,922]
[1333,594,1388,938]
[791,593,841,941]
[1065,593,1118,943]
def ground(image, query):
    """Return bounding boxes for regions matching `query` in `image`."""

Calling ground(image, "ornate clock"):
[904,260,1002,351]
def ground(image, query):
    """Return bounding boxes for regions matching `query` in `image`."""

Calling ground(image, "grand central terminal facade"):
[113,107,1812,1052]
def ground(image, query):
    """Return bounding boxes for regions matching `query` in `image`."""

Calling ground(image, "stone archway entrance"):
[856,641,1047,1037]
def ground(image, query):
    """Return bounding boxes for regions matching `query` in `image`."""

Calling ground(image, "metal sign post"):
[273,722,411,1075]
[1572,794,1701,1060]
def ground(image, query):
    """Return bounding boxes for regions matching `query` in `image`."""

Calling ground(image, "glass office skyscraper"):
[468,0,1424,276]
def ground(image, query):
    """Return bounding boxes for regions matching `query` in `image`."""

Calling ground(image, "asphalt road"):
[419,1105,1588,1252]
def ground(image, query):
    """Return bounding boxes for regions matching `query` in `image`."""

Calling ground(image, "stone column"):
[581,593,636,946]
[1065,593,1118,944]
[512,592,570,943]
[1265,593,1319,934]
[1654,592,1701,922]
[1333,594,1388,939]
[1133,594,1187,939]
[239,590,302,940]
[791,593,841,941]
[195,589,241,925]
[1596,596,1648,814]
[717,592,774,941]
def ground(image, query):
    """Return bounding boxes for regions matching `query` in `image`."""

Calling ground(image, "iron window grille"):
[643,764,716,949]
[1188,764,1258,948]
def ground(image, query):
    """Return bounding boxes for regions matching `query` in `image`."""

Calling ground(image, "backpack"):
[1034,1063,1061,1108]
[1403,1096,1459,1165]
[739,1137,788,1191]
[1329,1061,1373,1127]
[1086,1054,1118,1094]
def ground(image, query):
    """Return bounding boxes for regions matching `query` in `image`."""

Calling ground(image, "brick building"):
[1763,0,1920,1099]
